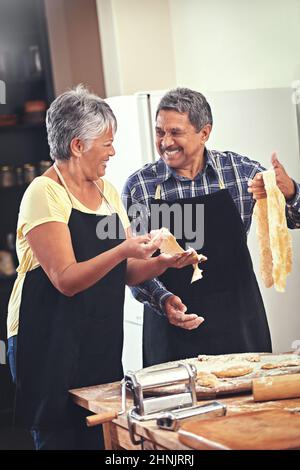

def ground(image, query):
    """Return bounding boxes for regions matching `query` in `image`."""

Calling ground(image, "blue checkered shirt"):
[122,149,300,315]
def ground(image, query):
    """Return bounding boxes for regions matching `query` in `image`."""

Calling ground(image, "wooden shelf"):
[0,122,45,132]
[6,77,46,85]
[0,184,28,192]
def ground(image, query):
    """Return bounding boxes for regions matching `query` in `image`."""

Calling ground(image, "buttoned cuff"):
[154,289,173,316]
[286,180,300,212]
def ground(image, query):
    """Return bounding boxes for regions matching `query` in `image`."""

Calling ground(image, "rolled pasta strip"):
[253,169,292,292]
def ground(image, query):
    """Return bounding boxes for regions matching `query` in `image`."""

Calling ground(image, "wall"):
[97,0,300,94]
[45,0,106,97]
[96,0,176,96]
[169,0,300,91]
[95,0,121,98]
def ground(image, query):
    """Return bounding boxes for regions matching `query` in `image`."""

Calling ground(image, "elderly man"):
[122,87,300,367]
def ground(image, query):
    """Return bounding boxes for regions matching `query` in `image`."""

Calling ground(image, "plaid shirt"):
[122,149,300,315]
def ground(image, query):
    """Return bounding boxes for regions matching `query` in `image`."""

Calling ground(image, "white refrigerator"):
[105,87,300,371]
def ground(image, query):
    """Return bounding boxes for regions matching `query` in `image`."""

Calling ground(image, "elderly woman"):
[6,85,197,450]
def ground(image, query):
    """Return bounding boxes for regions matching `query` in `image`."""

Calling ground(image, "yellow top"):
[7,175,130,338]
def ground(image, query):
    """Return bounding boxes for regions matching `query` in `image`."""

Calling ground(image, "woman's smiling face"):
[81,126,115,180]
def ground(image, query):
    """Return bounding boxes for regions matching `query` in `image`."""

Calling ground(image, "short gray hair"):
[46,84,117,161]
[156,87,213,132]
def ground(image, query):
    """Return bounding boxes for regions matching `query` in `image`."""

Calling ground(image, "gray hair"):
[156,87,213,132]
[46,84,117,161]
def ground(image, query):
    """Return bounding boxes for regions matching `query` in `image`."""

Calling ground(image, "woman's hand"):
[120,234,163,260]
[125,246,204,286]
[124,232,204,286]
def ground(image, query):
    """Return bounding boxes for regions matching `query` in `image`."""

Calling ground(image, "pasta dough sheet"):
[253,169,292,292]
[150,227,207,283]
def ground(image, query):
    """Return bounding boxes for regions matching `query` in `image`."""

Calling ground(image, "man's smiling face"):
[155,110,204,169]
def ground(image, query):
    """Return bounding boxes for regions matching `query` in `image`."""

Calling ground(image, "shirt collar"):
[155,148,219,183]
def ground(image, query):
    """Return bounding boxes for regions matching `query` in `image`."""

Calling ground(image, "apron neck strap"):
[208,150,225,190]
[93,180,115,214]
[154,153,226,199]
[53,162,114,214]
[154,184,161,199]
[53,162,73,205]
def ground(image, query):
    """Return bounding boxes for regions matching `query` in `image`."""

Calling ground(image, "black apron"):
[143,184,272,367]
[15,174,126,429]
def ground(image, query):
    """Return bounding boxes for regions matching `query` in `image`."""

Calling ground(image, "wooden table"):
[69,382,300,450]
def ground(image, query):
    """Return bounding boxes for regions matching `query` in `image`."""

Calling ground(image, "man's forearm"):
[129,279,173,316]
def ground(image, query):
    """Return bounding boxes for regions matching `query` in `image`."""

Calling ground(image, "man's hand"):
[271,153,296,200]
[248,152,296,200]
[158,249,200,270]
[164,295,204,330]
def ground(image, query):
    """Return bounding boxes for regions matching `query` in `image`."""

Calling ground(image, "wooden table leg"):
[103,422,113,450]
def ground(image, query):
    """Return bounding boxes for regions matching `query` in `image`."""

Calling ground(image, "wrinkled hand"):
[247,152,296,200]
[164,295,204,330]
[121,234,163,260]
[158,249,200,270]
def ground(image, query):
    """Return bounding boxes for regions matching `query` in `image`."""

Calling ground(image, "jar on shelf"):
[15,166,24,186]
[0,250,15,276]
[27,45,43,78]
[6,232,18,269]
[23,163,37,184]
[6,233,16,252]
[0,165,14,187]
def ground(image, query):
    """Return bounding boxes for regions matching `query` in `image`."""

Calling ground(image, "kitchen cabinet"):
[0,0,54,241]
[0,0,54,423]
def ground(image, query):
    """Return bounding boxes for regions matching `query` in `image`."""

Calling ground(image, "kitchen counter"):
[69,381,300,450]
